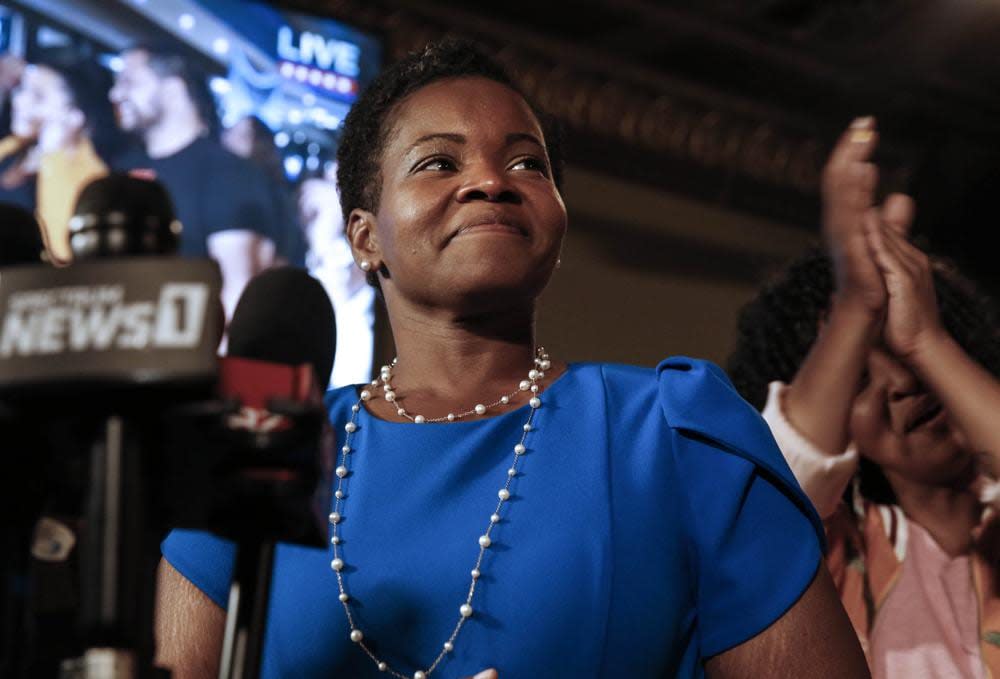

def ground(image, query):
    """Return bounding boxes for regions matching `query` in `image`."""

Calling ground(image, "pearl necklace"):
[330,349,550,679]
[361,352,553,424]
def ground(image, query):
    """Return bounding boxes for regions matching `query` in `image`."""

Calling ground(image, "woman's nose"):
[886,364,921,401]
[868,350,922,403]
[456,165,519,203]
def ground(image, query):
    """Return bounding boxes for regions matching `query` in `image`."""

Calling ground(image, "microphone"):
[0,174,220,397]
[163,267,335,679]
[165,267,335,541]
[0,173,223,678]
[227,265,336,389]
[67,173,181,260]
[0,203,45,267]
[0,204,46,679]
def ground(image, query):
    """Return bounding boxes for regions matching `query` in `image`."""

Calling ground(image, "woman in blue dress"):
[155,39,868,678]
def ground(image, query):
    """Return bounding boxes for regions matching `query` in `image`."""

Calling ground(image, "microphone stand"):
[0,408,46,679]
[217,543,274,679]
[210,397,329,679]
[72,415,162,679]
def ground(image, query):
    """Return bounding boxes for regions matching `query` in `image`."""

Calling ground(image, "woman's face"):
[11,65,79,142]
[849,347,971,488]
[358,76,567,311]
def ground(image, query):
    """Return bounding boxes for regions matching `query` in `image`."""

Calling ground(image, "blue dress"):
[162,358,823,678]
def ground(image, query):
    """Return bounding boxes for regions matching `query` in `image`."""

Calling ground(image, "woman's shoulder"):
[568,361,657,390]
[568,358,763,445]
[324,383,361,419]
[570,357,752,428]
[580,357,804,488]
[653,356,760,434]
[655,358,826,543]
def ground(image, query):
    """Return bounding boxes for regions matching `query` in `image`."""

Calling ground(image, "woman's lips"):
[917,406,947,431]
[451,211,529,241]
[905,399,946,434]
[454,222,526,238]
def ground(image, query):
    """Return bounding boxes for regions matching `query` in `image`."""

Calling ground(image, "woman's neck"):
[889,474,981,557]
[369,295,557,420]
[393,307,536,389]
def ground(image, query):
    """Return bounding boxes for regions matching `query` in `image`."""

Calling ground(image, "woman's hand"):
[821,117,887,315]
[779,121,916,458]
[821,116,917,316]
[864,218,1000,469]
[864,213,945,363]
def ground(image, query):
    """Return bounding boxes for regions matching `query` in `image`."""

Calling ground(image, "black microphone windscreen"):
[0,203,45,267]
[227,267,335,387]
[69,173,180,259]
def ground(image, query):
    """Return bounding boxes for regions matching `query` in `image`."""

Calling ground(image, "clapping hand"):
[821,117,885,314]
[782,118,917,458]
[865,182,1000,482]
[821,118,917,313]
[864,207,944,363]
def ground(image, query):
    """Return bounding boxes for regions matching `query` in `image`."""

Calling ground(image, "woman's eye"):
[510,156,549,174]
[416,157,456,172]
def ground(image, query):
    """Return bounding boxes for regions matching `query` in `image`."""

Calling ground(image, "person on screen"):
[221,114,304,267]
[728,119,1000,678]
[153,39,868,679]
[222,117,372,386]
[0,52,115,264]
[109,44,278,319]
[296,161,374,387]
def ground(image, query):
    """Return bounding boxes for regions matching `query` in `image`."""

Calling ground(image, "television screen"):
[0,0,381,386]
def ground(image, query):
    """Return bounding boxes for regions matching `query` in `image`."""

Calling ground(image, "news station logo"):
[0,258,222,390]
[0,283,210,357]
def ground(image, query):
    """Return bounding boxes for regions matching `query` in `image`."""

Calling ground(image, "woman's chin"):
[918,444,975,488]
[442,272,551,312]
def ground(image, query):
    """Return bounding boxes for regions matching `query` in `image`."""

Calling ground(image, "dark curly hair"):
[727,246,1000,504]
[335,38,564,283]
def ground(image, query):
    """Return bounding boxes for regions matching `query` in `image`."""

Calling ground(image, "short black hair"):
[124,42,220,140]
[336,38,564,230]
[727,246,1000,503]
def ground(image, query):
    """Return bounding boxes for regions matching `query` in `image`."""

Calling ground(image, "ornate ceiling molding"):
[299,0,834,199]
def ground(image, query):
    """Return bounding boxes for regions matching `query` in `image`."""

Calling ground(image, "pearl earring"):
[360,261,371,272]
[555,258,562,269]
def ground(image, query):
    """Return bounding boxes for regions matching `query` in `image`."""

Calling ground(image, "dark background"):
[282,0,1000,365]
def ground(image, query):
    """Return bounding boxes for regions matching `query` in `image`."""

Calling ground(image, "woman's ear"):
[346,208,380,272]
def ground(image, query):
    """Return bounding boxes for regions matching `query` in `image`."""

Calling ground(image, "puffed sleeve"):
[161,529,236,608]
[658,357,825,658]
